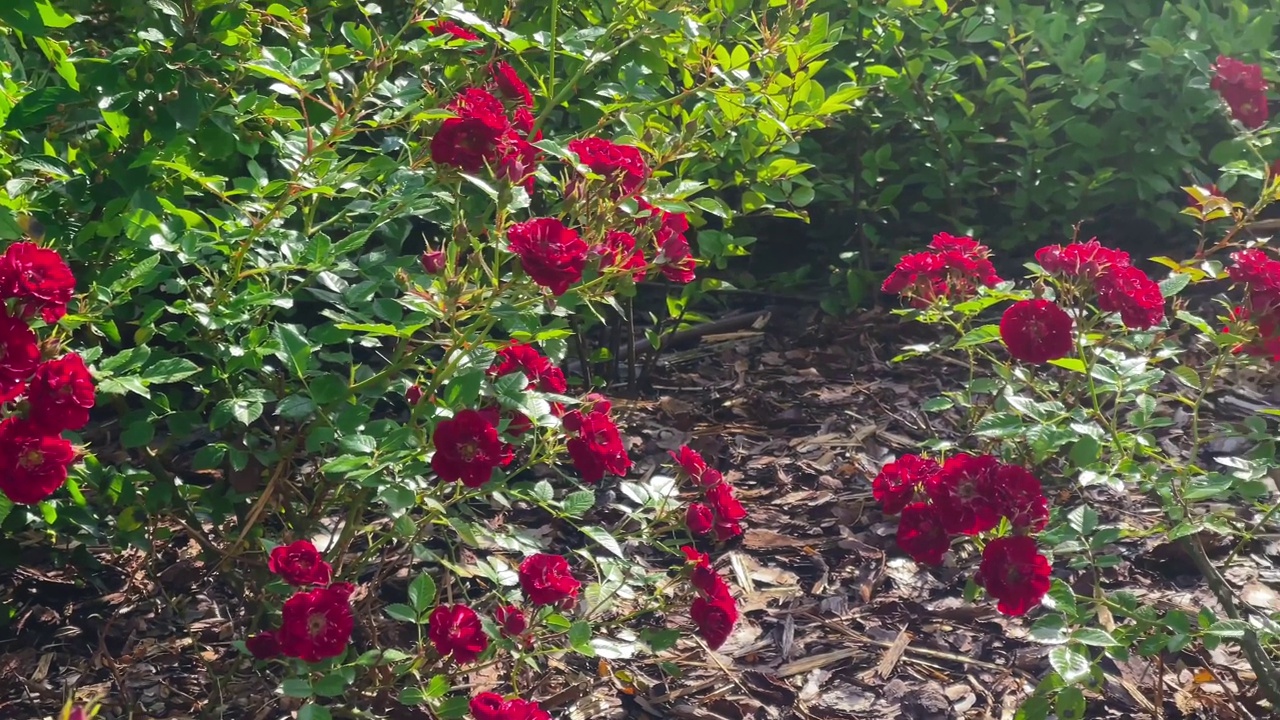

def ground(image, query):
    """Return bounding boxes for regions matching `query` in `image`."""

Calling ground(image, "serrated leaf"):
[409,574,437,612]
[281,678,313,698]
[1071,628,1119,646]
[275,323,312,379]
[139,357,200,384]
[1159,272,1191,298]
[1048,645,1091,684]
[561,490,595,518]
[954,323,1002,348]
[386,603,420,623]
[582,525,623,557]
[569,620,594,655]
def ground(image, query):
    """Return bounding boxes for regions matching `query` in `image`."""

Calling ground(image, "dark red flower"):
[705,481,747,540]
[1097,265,1165,329]
[691,595,738,650]
[976,535,1052,616]
[872,454,939,515]
[0,417,75,504]
[430,88,511,173]
[568,137,650,198]
[895,501,950,565]
[595,230,647,281]
[669,446,723,488]
[999,299,1074,364]
[427,19,480,42]
[636,199,690,236]
[489,61,534,107]
[1212,56,1269,129]
[268,540,333,586]
[428,603,488,664]
[563,408,631,483]
[0,312,40,388]
[506,218,588,296]
[245,632,281,659]
[926,453,1001,536]
[496,131,540,192]
[992,465,1050,533]
[518,553,581,606]
[278,582,355,663]
[406,385,425,406]
[656,230,696,284]
[470,693,550,720]
[1035,239,1131,282]
[25,353,95,434]
[493,605,527,639]
[0,242,75,323]
[421,250,446,275]
[685,502,713,536]
[1225,305,1280,359]
[683,547,732,603]
[881,233,1000,305]
[489,341,567,393]
[431,409,514,487]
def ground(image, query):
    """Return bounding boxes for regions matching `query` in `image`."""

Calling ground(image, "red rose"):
[992,465,1050,533]
[685,502,713,536]
[669,446,721,487]
[25,353,95,434]
[496,131,541,192]
[1212,55,1269,129]
[895,502,950,566]
[268,539,333,586]
[1096,265,1165,329]
[682,546,732,602]
[493,605,527,638]
[976,535,1052,616]
[1226,305,1280,359]
[506,218,588,296]
[518,553,581,606]
[0,312,40,388]
[925,453,1001,536]
[1035,239,1130,282]
[431,409,514,488]
[427,19,480,42]
[563,408,631,483]
[278,582,355,663]
[872,454,940,515]
[999,299,1074,364]
[405,385,425,406]
[470,693,551,720]
[705,481,747,540]
[0,417,75,504]
[656,230,696,284]
[420,250,446,275]
[595,230,647,281]
[430,88,511,173]
[568,137,650,198]
[0,242,76,323]
[245,632,281,659]
[691,595,737,650]
[636,199,690,236]
[881,233,1000,305]
[489,341,567,393]
[489,61,534,107]
[428,603,488,664]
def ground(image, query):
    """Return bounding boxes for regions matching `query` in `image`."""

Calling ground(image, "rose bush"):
[0,0,854,716]
[873,53,1280,716]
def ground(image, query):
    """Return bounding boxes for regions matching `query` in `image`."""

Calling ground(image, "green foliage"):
[796,0,1278,300]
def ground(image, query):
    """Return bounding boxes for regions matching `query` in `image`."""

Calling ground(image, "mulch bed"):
[1,305,1276,720]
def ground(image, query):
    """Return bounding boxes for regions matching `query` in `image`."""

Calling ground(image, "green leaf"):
[312,673,348,697]
[398,687,428,706]
[581,525,623,557]
[386,603,421,623]
[281,678,313,698]
[408,573,437,612]
[954,323,1002,348]
[436,696,471,719]
[561,490,595,518]
[275,323,312,379]
[921,396,954,412]
[1159,272,1191,298]
[139,357,200,384]
[298,704,332,720]
[1048,645,1091,684]
[1206,619,1251,637]
[1071,628,1119,647]
[569,620,595,656]
[1067,506,1098,536]
[973,412,1024,438]
[1048,357,1087,373]
[1054,686,1086,720]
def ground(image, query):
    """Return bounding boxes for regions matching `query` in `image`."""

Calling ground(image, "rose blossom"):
[268,539,333,587]
[518,553,580,606]
[976,536,1052,616]
[428,603,488,664]
[999,299,1074,364]
[430,409,514,488]
[277,582,355,663]
[506,218,588,296]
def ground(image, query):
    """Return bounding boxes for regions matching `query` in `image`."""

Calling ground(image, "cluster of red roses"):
[247,540,355,662]
[1211,55,1269,130]
[672,446,747,540]
[873,453,1052,616]
[0,242,94,506]
[879,232,1003,306]
[425,341,631,487]
[1225,249,1280,359]
[681,545,739,650]
[421,19,695,298]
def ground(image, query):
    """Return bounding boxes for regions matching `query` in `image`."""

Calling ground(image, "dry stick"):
[801,612,1012,672]
[1182,534,1280,709]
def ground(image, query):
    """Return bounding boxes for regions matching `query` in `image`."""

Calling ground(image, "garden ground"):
[0,302,1275,720]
